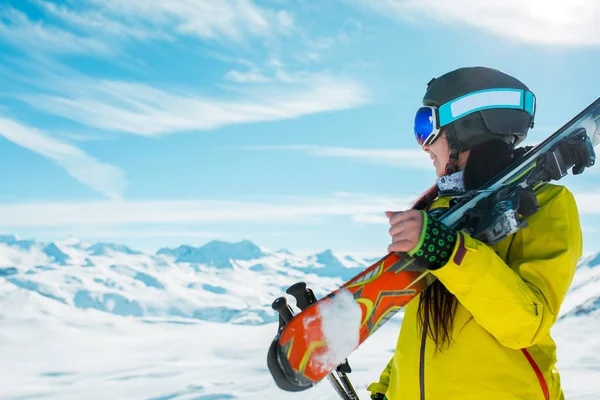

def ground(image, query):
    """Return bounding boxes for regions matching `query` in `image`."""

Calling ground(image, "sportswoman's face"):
[422,130,470,177]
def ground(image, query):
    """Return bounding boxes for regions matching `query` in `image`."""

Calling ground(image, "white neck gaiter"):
[436,170,466,194]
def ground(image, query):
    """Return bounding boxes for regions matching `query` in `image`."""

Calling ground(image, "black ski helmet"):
[423,66,535,152]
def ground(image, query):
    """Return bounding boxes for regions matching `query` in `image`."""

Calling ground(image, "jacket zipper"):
[521,349,550,400]
[420,315,428,400]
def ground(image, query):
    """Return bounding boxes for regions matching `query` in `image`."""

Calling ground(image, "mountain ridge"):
[1,234,598,325]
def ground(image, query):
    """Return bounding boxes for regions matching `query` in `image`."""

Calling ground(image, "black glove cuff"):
[371,393,387,400]
[412,215,457,270]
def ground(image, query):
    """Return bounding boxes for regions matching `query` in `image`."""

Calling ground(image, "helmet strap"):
[443,123,465,175]
[445,146,461,175]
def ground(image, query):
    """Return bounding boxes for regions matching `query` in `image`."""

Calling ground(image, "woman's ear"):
[463,138,514,190]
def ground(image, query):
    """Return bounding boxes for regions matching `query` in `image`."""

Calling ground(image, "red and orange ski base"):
[267,252,432,391]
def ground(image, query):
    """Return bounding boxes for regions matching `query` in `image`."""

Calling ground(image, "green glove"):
[408,211,457,270]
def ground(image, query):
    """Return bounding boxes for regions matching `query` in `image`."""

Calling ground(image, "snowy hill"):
[0,234,599,399]
[1,234,597,324]
[0,235,373,325]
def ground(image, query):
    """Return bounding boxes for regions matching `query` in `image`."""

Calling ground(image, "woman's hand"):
[385,210,424,253]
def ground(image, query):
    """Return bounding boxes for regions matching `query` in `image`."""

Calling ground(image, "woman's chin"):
[434,163,445,177]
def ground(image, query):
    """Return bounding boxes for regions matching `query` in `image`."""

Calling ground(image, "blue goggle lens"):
[414,107,435,146]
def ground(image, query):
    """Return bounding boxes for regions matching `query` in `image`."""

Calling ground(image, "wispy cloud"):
[351,214,389,224]
[33,0,165,41]
[90,0,295,42]
[225,69,271,83]
[224,59,321,84]
[39,228,227,240]
[573,192,600,215]
[0,195,412,229]
[353,0,600,46]
[35,0,293,44]
[243,145,431,169]
[5,190,597,230]
[0,117,127,199]
[2,2,369,137]
[21,76,369,135]
[1,0,296,58]
[0,6,111,55]
[223,58,349,85]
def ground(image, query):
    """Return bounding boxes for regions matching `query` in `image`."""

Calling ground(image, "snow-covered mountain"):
[0,234,599,399]
[1,233,599,324]
[157,239,266,267]
[0,234,373,325]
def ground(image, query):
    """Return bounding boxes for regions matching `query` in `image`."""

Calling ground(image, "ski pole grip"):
[286,282,312,311]
[272,296,294,324]
[306,288,318,304]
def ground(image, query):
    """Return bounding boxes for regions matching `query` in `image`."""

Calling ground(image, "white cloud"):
[351,214,389,224]
[0,195,412,229]
[354,0,600,46]
[39,229,227,240]
[2,191,597,235]
[34,0,165,41]
[0,7,111,55]
[224,65,320,84]
[40,0,293,43]
[21,77,369,135]
[1,0,296,57]
[225,69,271,83]
[243,145,431,169]
[0,117,127,199]
[276,10,295,31]
[2,3,369,136]
[573,192,600,214]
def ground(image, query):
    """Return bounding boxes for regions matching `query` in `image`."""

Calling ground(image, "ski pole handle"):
[286,282,313,310]
[306,288,318,304]
[271,296,295,324]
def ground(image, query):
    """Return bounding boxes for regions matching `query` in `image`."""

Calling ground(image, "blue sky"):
[1,0,599,256]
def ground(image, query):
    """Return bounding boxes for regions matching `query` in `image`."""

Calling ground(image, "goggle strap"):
[438,89,536,127]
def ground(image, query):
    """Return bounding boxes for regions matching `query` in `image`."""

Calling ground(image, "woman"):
[368,67,583,400]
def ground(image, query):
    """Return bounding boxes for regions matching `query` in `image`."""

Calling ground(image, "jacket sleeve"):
[367,356,393,396]
[430,185,582,349]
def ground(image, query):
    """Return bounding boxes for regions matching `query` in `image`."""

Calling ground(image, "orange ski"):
[269,252,431,390]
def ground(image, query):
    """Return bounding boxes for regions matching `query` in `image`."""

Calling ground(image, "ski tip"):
[267,338,315,392]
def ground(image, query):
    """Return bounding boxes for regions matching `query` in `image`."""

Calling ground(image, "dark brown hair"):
[414,138,515,351]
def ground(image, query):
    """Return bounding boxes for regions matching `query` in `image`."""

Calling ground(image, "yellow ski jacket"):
[367,183,582,400]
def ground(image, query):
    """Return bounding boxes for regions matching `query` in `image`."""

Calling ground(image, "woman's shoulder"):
[534,183,577,210]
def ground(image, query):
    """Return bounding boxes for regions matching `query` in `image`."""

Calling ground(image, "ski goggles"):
[414,88,536,146]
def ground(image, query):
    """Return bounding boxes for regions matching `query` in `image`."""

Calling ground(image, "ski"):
[269,283,361,399]
[267,97,600,394]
